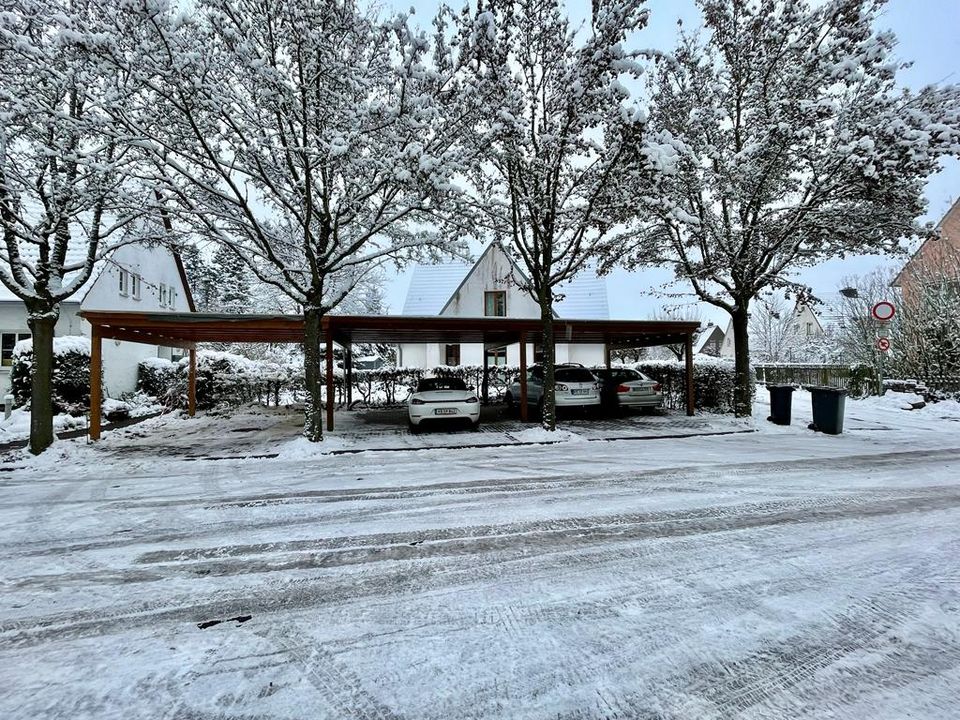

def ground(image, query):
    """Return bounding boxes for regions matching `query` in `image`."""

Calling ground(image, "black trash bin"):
[766,384,795,425]
[806,386,847,435]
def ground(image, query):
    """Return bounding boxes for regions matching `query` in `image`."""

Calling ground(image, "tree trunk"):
[730,305,753,417]
[540,300,557,431]
[303,305,324,442]
[27,310,58,455]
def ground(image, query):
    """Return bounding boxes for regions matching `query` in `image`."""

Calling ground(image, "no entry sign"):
[876,337,891,352]
[872,301,896,322]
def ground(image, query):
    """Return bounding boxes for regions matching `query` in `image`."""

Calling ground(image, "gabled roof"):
[694,324,724,353]
[891,195,960,288]
[401,243,609,320]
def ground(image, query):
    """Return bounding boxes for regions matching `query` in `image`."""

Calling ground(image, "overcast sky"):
[383,0,960,324]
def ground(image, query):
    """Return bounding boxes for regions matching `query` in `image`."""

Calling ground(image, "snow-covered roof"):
[400,257,610,319]
[401,263,470,315]
[0,242,96,303]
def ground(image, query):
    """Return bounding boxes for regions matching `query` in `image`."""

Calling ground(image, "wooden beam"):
[90,326,102,441]
[345,344,353,407]
[481,342,489,404]
[325,333,335,432]
[97,327,197,350]
[604,341,611,370]
[188,348,197,417]
[685,333,695,417]
[519,331,528,422]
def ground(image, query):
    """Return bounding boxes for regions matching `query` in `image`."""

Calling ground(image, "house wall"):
[439,247,541,319]
[0,303,84,399]
[896,200,960,303]
[1,244,191,404]
[397,341,605,370]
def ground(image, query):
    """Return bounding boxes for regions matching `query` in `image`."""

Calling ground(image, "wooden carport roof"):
[79,311,699,348]
[79,311,700,438]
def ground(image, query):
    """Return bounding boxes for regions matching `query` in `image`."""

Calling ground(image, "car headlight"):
[556,383,568,391]
[410,398,426,405]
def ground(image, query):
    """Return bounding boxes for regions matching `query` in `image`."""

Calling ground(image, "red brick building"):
[891,197,960,302]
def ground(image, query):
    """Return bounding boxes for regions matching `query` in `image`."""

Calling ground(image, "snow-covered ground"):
[2,391,960,718]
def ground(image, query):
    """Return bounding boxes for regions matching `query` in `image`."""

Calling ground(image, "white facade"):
[398,244,608,369]
[719,303,826,360]
[1,243,192,401]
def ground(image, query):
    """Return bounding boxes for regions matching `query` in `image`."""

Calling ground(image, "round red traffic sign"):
[876,337,891,352]
[872,301,896,322]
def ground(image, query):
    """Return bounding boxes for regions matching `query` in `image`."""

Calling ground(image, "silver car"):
[504,364,601,414]
[594,367,664,412]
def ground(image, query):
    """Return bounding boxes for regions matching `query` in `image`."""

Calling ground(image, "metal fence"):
[754,364,859,389]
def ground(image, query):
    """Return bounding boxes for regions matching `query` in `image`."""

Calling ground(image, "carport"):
[80,311,700,438]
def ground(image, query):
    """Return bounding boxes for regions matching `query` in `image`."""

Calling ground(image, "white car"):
[407,377,481,431]
[504,364,602,414]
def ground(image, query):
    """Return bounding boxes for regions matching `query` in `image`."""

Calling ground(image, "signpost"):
[871,301,896,394]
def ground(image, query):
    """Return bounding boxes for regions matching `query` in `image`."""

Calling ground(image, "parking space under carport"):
[79,311,700,438]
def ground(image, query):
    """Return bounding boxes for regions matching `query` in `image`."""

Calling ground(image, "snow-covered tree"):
[621,0,960,415]
[454,0,665,429]
[178,242,218,311]
[107,0,472,440]
[892,261,960,384]
[0,1,160,453]
[211,243,250,313]
[749,294,802,363]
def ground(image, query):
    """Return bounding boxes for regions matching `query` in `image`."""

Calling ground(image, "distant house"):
[694,324,725,357]
[1,243,194,402]
[719,303,825,361]
[398,243,609,369]
[891,196,960,301]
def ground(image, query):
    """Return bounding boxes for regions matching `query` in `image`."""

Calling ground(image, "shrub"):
[623,356,747,413]
[10,336,92,415]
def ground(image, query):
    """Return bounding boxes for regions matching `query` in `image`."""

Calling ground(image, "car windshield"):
[417,377,467,392]
[555,367,597,383]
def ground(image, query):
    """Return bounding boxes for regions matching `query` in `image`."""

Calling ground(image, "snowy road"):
[3,399,960,718]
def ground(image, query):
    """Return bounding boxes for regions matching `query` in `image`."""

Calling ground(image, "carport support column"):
[481,343,489,404]
[188,348,197,417]
[519,331,528,423]
[604,341,611,370]
[685,333,695,417]
[89,326,102,441]
[325,332,335,432]
[345,344,353,407]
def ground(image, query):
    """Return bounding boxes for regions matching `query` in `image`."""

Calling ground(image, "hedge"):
[10,336,92,415]
[622,356,748,413]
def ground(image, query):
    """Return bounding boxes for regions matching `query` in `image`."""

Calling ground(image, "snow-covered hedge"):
[10,336,92,415]
[623,355,746,413]
[138,351,300,409]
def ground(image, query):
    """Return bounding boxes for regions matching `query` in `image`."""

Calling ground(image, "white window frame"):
[1,331,31,367]
[159,283,168,307]
[168,286,177,309]
[119,269,129,296]
[131,273,141,300]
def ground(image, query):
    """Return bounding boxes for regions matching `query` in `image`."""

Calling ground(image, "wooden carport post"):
[89,325,102,441]
[188,348,197,417]
[325,331,335,432]
[481,341,489,404]
[519,331,528,422]
[604,340,611,370]
[685,333,695,416]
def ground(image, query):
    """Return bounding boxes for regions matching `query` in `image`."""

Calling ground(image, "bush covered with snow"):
[10,336,93,415]
[626,356,748,413]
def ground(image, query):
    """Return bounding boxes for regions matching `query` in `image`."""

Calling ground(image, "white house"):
[719,302,825,360]
[1,243,194,402]
[398,243,609,368]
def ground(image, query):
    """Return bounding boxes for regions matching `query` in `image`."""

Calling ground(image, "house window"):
[1,332,30,367]
[487,347,507,366]
[131,274,141,300]
[159,284,168,307]
[168,287,177,308]
[484,290,506,317]
[118,269,129,296]
[806,322,813,336]
[444,344,460,366]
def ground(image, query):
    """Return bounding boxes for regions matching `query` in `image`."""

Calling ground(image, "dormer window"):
[159,284,168,307]
[484,290,506,317]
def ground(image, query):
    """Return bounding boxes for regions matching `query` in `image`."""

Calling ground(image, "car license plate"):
[571,389,590,396]
[434,408,457,415]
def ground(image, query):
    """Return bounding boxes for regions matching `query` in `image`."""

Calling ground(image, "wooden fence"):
[753,364,863,390]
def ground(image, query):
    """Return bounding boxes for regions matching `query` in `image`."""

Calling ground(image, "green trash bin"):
[766,384,795,425]
[806,386,847,435]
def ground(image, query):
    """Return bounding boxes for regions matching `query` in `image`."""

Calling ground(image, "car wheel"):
[472,420,481,432]
[408,420,420,434]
